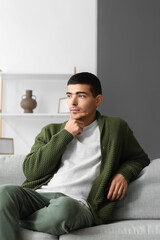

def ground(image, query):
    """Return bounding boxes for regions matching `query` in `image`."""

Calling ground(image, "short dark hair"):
[67,72,102,97]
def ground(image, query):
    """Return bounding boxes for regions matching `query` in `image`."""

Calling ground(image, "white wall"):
[0,0,97,154]
[0,0,97,73]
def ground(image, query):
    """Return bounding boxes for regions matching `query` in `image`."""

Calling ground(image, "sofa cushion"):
[0,154,26,185]
[60,220,160,240]
[112,158,160,220]
[20,228,58,240]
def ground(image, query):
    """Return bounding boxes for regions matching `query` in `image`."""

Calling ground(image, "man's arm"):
[23,112,87,182]
[23,126,73,182]
[107,120,150,201]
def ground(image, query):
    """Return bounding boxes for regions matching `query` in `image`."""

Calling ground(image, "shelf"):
[0,71,75,139]
[0,113,70,119]
[0,73,72,80]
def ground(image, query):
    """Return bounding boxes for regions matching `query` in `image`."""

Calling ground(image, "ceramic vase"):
[20,90,37,113]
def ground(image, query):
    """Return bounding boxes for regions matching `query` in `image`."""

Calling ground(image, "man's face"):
[66,84,102,121]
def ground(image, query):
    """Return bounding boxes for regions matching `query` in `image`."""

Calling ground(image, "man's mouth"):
[70,108,80,113]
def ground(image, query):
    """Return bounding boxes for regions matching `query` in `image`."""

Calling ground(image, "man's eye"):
[79,95,86,98]
[67,95,72,98]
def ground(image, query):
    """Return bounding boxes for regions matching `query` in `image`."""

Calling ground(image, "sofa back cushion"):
[1,155,160,220]
[0,154,26,185]
[112,158,160,220]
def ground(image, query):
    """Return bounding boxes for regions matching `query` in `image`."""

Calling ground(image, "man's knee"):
[40,197,81,234]
[52,197,86,231]
[50,196,81,221]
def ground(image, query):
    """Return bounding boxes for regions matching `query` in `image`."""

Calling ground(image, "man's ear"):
[95,95,103,107]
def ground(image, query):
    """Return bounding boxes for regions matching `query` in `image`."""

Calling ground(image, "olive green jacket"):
[22,111,150,225]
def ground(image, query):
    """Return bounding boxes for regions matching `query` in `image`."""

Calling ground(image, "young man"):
[0,72,150,239]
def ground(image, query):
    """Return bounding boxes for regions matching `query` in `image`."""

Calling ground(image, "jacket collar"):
[96,111,105,134]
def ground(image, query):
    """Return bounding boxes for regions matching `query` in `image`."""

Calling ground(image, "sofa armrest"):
[112,158,160,220]
[0,154,26,185]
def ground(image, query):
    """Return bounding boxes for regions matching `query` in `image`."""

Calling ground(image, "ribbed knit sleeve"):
[116,121,150,183]
[22,123,73,189]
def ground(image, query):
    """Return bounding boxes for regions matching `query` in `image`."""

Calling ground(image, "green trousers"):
[0,185,94,240]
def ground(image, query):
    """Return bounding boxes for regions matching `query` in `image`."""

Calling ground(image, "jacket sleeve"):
[23,126,73,182]
[116,121,150,183]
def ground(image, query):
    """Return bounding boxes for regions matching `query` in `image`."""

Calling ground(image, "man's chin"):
[70,112,86,120]
[70,112,80,118]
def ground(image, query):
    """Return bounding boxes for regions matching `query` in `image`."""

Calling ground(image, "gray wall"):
[98,0,160,159]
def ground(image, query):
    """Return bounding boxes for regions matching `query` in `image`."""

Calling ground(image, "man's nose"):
[71,95,78,105]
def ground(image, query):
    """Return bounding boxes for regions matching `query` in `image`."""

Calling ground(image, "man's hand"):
[107,174,128,201]
[64,112,88,136]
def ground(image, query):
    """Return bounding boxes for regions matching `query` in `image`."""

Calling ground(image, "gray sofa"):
[0,154,160,240]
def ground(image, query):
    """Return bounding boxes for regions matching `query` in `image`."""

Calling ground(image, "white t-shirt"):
[37,120,101,206]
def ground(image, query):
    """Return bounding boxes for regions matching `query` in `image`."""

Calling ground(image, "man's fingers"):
[115,185,124,200]
[109,184,121,201]
[65,114,87,136]
[107,174,128,201]
[107,182,115,199]
[111,184,127,201]
[108,186,122,201]
[116,184,124,199]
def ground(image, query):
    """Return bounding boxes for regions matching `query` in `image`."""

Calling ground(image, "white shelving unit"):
[0,71,74,137]
[0,113,70,118]
[0,73,72,80]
